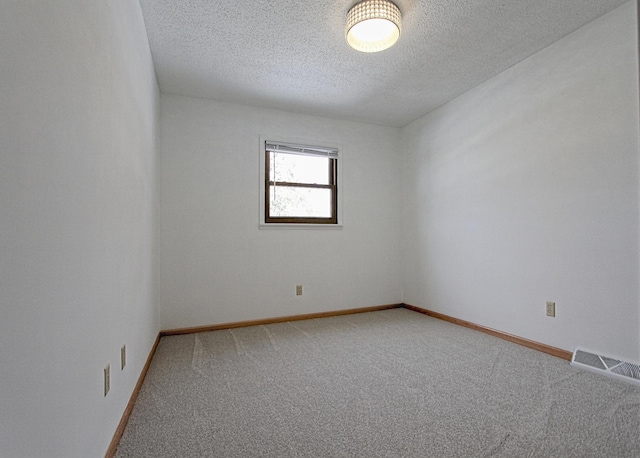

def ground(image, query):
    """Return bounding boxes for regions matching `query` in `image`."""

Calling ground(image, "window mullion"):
[269,181,333,189]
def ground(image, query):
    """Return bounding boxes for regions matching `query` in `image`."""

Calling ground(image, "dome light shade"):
[346,0,401,53]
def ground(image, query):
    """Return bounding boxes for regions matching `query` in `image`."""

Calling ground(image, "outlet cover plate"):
[546,301,556,317]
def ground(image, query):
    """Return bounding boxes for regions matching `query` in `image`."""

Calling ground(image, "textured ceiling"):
[138,0,629,127]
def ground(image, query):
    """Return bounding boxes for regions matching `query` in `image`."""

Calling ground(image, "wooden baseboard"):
[402,304,572,361]
[160,303,403,336]
[104,333,161,458]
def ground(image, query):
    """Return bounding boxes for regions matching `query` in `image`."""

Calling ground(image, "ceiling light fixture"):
[346,0,401,53]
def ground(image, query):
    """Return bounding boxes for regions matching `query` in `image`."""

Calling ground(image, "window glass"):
[269,186,332,218]
[270,152,330,185]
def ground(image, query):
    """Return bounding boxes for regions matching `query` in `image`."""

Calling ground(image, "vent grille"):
[611,363,640,379]
[572,349,640,385]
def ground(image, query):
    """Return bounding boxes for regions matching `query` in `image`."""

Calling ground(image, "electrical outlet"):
[296,285,303,296]
[104,364,110,397]
[121,345,126,371]
[546,301,556,317]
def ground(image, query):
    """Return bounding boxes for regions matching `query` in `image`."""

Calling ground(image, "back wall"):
[159,95,402,329]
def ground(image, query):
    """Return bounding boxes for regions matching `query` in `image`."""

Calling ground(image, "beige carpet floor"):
[116,308,640,457]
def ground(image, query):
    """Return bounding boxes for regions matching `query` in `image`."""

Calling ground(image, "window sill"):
[259,223,343,230]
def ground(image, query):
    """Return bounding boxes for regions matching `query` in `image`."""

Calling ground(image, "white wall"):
[401,1,640,361]
[159,95,402,329]
[0,2,159,457]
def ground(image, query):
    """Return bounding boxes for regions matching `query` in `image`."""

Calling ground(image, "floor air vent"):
[571,349,640,386]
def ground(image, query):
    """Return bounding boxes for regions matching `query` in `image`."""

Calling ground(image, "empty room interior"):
[2,0,640,456]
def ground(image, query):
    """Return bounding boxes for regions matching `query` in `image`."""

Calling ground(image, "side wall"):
[0,2,159,456]
[401,1,640,361]
[159,95,402,329]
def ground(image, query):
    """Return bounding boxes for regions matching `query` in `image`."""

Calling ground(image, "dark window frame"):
[264,146,338,225]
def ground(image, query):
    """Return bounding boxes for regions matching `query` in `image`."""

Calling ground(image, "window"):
[263,141,339,225]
